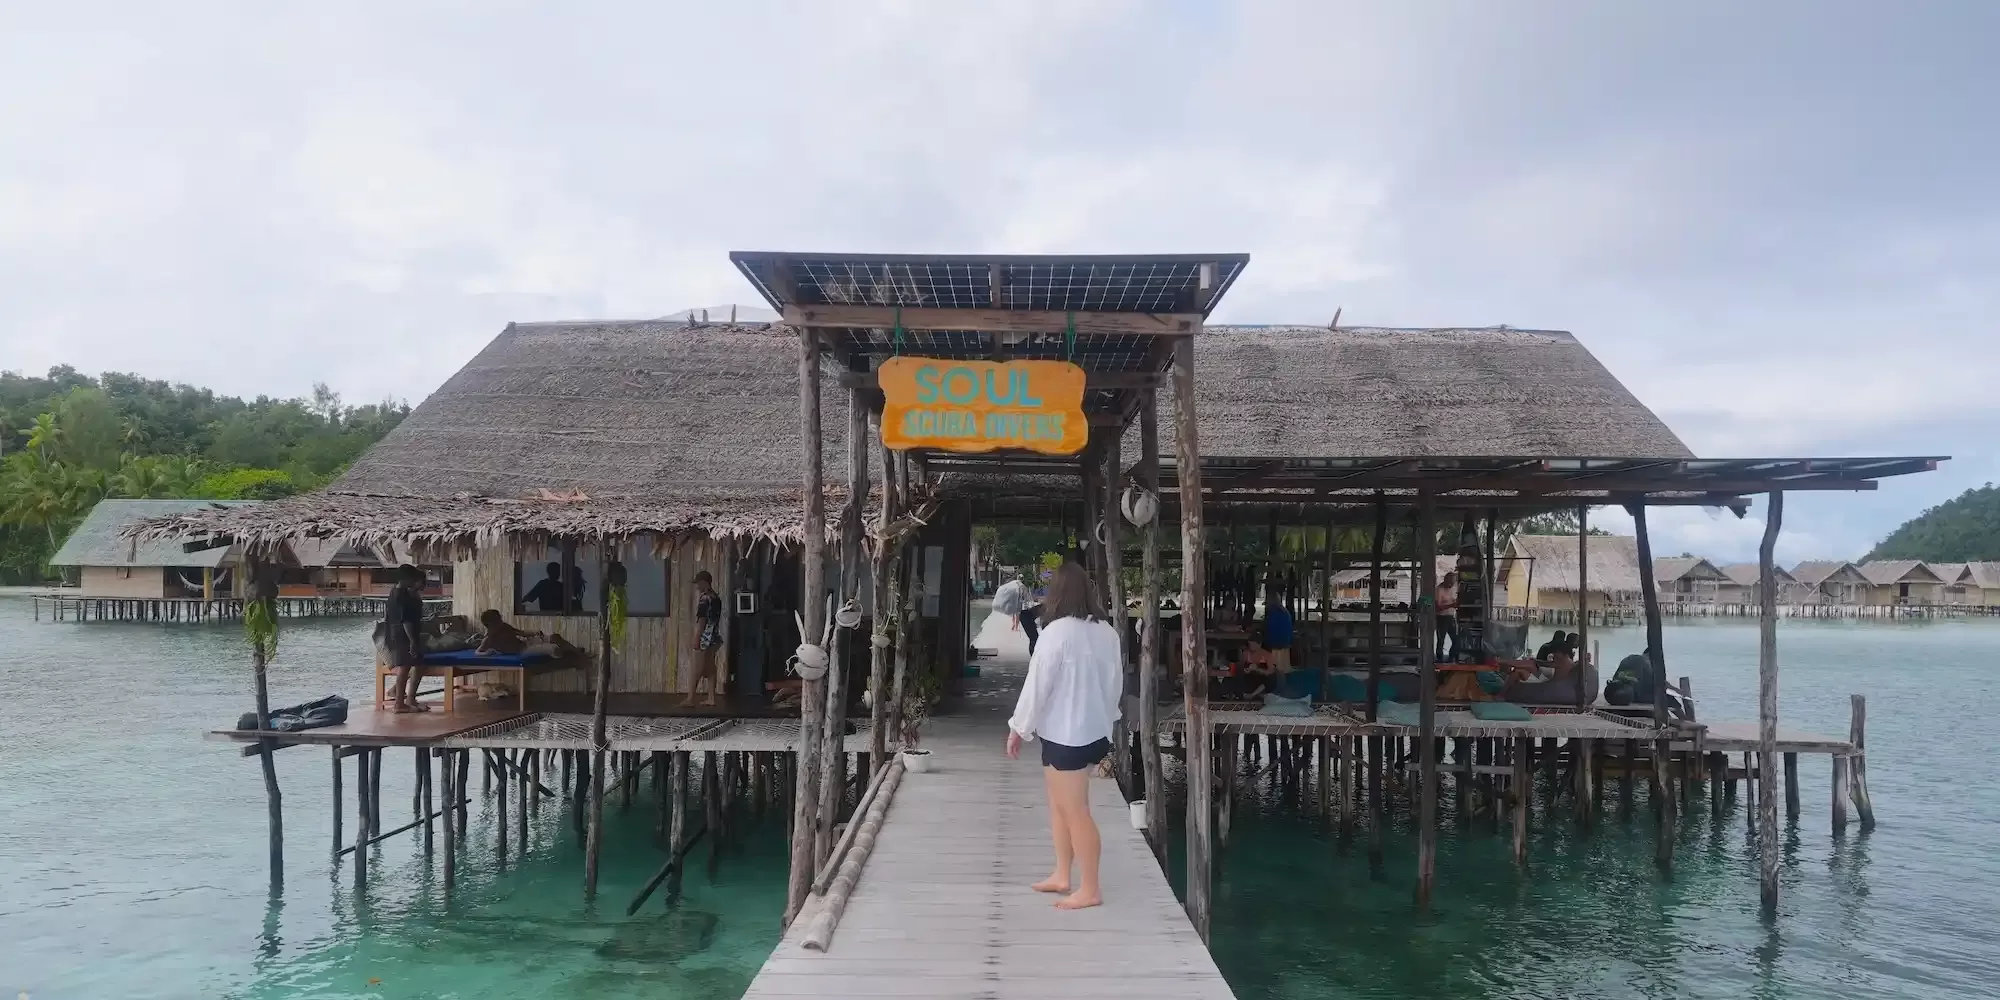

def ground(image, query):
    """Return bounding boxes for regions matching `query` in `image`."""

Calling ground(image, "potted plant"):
[898,666,943,773]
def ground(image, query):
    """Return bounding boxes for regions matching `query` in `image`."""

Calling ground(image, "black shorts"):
[1040,737,1111,772]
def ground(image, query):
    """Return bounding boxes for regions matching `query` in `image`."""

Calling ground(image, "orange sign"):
[878,357,1088,455]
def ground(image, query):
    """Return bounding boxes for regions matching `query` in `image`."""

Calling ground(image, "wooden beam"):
[784,304,1201,336]
[1137,390,1166,868]
[1631,502,1674,874]
[1172,335,1214,943]
[1757,491,1784,914]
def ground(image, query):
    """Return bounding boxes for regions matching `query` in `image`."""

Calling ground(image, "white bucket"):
[1129,799,1148,830]
[901,749,933,774]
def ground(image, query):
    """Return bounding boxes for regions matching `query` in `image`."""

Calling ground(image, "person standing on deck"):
[1262,583,1294,672]
[1435,571,1459,661]
[1005,562,1122,911]
[993,574,1029,632]
[385,564,430,713]
[690,570,726,706]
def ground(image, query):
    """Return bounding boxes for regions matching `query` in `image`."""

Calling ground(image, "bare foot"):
[1030,877,1070,894]
[1054,890,1102,910]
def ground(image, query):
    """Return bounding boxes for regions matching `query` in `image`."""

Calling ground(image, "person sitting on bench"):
[475,609,534,654]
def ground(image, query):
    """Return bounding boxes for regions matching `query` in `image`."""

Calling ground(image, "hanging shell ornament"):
[1120,485,1159,527]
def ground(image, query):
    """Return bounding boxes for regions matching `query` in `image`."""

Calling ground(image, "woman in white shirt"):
[1005,562,1123,910]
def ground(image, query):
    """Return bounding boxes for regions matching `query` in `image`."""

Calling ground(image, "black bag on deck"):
[237,694,350,732]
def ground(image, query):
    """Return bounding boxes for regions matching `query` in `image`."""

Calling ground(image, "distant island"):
[0,366,406,584]
[1865,484,2000,562]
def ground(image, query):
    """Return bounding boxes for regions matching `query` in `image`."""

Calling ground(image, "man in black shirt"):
[385,564,430,712]
[521,561,583,613]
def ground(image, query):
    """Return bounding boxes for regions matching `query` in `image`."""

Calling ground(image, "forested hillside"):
[1866,484,2000,562]
[0,367,407,583]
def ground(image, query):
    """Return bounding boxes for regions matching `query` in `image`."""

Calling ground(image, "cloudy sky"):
[3,2,1992,562]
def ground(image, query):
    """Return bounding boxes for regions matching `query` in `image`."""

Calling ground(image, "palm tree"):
[1,453,72,549]
[25,412,61,458]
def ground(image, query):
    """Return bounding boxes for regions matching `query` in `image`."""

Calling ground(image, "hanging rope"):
[892,305,905,356]
[1064,311,1077,360]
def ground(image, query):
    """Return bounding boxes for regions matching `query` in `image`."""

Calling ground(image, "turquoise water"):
[1181,619,2000,1000]
[4,599,1999,998]
[0,597,786,999]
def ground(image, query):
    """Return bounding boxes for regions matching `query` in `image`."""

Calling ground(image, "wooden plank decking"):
[743,684,1233,999]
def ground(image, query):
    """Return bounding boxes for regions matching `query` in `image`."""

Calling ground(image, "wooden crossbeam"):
[837,370,1166,390]
[783,305,1200,336]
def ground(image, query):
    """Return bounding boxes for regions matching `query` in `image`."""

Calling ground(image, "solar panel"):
[730,252,1248,317]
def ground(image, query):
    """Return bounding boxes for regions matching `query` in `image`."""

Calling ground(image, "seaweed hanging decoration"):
[608,584,628,650]
[244,590,278,659]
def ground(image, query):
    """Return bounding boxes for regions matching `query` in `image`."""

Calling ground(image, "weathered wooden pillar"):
[1849,694,1875,829]
[786,326,830,927]
[885,454,914,757]
[441,750,457,898]
[331,746,344,862]
[245,558,283,890]
[817,387,869,864]
[1171,334,1214,942]
[868,437,898,772]
[1367,498,1386,721]
[1102,428,1131,789]
[1137,391,1167,865]
[1511,736,1531,868]
[1831,753,1849,834]
[584,548,614,900]
[1756,491,1783,916]
[1414,492,1439,907]
[1630,502,1675,873]
[1574,507,1590,709]
[1783,753,1800,822]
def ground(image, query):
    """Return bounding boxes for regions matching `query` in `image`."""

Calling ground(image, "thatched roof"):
[1790,561,1869,586]
[1151,326,1692,460]
[1929,562,1970,585]
[1967,562,2000,589]
[1857,559,1944,586]
[1720,562,1797,587]
[1505,533,1642,594]
[53,499,255,568]
[1653,556,1729,584]
[130,321,1691,553]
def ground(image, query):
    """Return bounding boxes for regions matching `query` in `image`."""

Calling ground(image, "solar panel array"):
[732,253,1247,315]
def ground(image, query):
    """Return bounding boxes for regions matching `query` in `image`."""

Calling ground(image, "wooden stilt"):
[331,745,344,862]
[815,386,868,868]
[1849,694,1875,829]
[1755,491,1784,915]
[1710,751,1726,821]
[1783,752,1800,822]
[1171,334,1214,941]
[1453,739,1470,827]
[441,750,457,898]
[787,325,830,928]
[705,751,723,875]
[1575,739,1595,828]
[1338,736,1356,849]
[1629,503,1676,874]
[456,750,470,839]
[585,549,614,901]
[496,751,510,868]
[516,749,529,854]
[1137,391,1166,865]
[1621,738,1637,822]
[1509,736,1530,868]
[422,747,435,854]
[1830,754,1849,834]
[353,749,370,889]
[868,438,897,773]
[1414,491,1439,907]
[246,561,283,890]
[669,752,690,897]
[1367,499,1387,721]
[1367,735,1384,873]
[1316,736,1331,823]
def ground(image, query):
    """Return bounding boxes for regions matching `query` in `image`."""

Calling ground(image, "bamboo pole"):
[1414,492,1439,907]
[817,387,869,864]
[584,549,613,900]
[803,761,905,952]
[1171,336,1214,942]
[1849,694,1875,829]
[1756,491,1784,916]
[1138,392,1166,865]
[787,327,830,927]
[1630,503,1675,873]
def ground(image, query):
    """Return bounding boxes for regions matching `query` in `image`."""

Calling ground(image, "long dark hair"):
[1041,562,1103,622]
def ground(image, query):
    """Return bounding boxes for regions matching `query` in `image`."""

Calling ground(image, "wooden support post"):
[456,750,470,839]
[1575,739,1595,829]
[817,387,868,866]
[1368,734,1384,872]
[1171,336,1214,942]
[1630,502,1675,874]
[331,745,343,862]
[245,559,283,890]
[705,751,724,875]
[353,749,370,888]
[1574,507,1590,710]
[1849,694,1875,829]
[1102,428,1130,791]
[1830,754,1849,834]
[441,751,457,898]
[422,746,435,854]
[787,327,830,927]
[516,749,530,853]
[1367,498,1386,721]
[1414,492,1439,907]
[1783,752,1800,822]
[868,438,897,773]
[1453,739,1470,827]
[1621,738,1637,822]
[1337,737,1356,849]
[1711,751,1727,821]
[668,751,690,897]
[495,751,510,868]
[1138,391,1166,866]
[1512,737,1531,868]
[1756,491,1783,916]
[585,549,614,901]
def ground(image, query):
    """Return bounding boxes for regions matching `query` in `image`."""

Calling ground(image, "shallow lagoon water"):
[3,598,1998,998]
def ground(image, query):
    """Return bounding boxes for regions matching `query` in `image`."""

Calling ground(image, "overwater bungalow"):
[1789,560,1872,605]
[1652,555,1730,606]
[51,498,254,599]
[1718,562,1799,605]
[1856,559,1946,606]
[131,250,1945,995]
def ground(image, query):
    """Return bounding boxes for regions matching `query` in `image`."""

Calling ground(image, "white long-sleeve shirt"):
[992,579,1027,617]
[1008,615,1123,747]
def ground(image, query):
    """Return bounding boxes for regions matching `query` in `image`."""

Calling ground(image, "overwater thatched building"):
[1498,533,1642,610]
[51,499,255,598]
[1789,560,1871,605]
[1856,559,1945,606]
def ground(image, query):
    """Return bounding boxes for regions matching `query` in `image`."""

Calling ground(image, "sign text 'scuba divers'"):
[877,357,1089,455]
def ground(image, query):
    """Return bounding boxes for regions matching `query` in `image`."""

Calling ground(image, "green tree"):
[1866,484,2000,561]
[198,467,302,500]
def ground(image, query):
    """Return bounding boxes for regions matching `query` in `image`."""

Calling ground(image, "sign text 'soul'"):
[877,357,1089,455]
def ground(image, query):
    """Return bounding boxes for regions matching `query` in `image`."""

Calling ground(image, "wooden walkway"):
[743,662,1233,998]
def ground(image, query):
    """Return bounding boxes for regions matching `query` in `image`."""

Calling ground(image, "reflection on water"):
[3,602,1999,999]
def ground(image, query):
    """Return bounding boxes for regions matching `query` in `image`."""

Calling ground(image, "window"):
[619,539,670,616]
[919,545,944,617]
[514,543,601,615]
